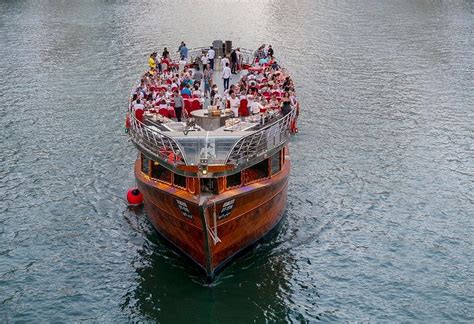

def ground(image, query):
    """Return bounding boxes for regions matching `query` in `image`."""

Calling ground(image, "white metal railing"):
[128,113,187,165]
[225,107,296,165]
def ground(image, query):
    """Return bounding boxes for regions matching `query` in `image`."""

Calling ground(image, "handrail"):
[225,107,296,165]
[128,111,188,165]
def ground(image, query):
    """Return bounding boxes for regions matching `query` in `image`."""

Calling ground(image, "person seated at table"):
[250,97,263,115]
[246,95,256,109]
[210,84,219,104]
[133,99,145,111]
[163,69,173,80]
[155,89,167,101]
[260,83,270,93]
[158,98,168,110]
[181,84,192,96]
[269,94,279,107]
[239,75,248,89]
[213,93,222,107]
[169,79,179,91]
[228,90,240,117]
[259,56,269,66]
[192,83,202,97]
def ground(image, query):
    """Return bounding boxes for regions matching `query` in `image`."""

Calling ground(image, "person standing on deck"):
[179,43,188,61]
[208,46,215,70]
[228,90,240,117]
[236,47,243,71]
[267,45,274,58]
[203,64,213,99]
[148,52,157,70]
[201,51,209,71]
[173,90,184,122]
[230,49,238,74]
[162,47,169,59]
[222,62,231,91]
[221,55,230,71]
[193,66,203,91]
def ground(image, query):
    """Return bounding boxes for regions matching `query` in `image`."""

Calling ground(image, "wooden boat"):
[127,43,299,281]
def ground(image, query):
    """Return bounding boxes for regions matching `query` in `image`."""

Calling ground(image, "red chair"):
[190,99,201,112]
[168,108,176,118]
[192,94,200,98]
[171,86,178,93]
[158,108,169,118]
[262,91,271,97]
[182,94,190,99]
[184,99,192,115]
[239,99,249,117]
[135,108,144,123]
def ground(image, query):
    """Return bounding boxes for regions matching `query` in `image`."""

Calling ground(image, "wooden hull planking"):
[134,154,290,280]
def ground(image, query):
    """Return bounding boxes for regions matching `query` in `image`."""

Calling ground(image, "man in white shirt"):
[208,46,215,70]
[228,90,240,117]
[222,62,232,91]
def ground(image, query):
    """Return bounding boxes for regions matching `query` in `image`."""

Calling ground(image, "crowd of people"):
[130,42,298,124]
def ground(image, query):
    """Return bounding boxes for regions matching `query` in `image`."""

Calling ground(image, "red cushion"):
[158,108,169,117]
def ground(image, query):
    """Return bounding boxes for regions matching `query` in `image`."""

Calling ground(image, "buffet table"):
[190,109,233,131]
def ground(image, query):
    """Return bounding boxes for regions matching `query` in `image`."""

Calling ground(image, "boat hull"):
[134,156,290,280]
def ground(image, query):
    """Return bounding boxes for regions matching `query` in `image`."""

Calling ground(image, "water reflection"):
[123,216,299,322]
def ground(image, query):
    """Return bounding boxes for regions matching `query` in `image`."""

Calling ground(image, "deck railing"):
[225,107,296,165]
[128,113,188,165]
[128,106,296,169]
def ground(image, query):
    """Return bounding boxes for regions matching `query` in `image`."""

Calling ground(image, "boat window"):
[226,172,242,189]
[151,162,172,183]
[245,159,269,184]
[200,178,218,195]
[174,173,187,189]
[271,150,281,175]
[141,154,150,175]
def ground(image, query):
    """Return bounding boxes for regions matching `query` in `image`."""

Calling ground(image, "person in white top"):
[133,99,145,111]
[201,53,209,69]
[251,99,263,115]
[222,62,232,91]
[228,90,240,117]
[208,46,215,70]
[221,56,230,70]
[179,60,187,74]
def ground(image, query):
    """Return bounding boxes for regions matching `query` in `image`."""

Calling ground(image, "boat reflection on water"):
[121,214,302,322]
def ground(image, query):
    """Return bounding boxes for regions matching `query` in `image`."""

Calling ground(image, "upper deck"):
[127,44,298,177]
